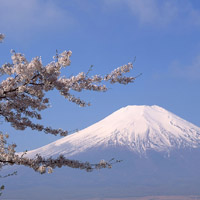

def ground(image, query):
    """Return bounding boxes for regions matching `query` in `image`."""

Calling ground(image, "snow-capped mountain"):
[27,105,200,158]
[3,105,200,200]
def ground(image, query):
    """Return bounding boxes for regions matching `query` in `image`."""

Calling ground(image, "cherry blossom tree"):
[0,33,135,187]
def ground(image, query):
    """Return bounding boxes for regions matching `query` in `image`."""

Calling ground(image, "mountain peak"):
[26,105,200,157]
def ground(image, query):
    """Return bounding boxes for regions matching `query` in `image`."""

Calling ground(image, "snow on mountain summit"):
[26,105,200,157]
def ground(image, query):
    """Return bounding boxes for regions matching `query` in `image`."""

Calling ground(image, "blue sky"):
[0,0,200,151]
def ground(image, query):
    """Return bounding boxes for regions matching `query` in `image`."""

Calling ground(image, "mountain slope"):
[3,105,200,200]
[26,105,200,158]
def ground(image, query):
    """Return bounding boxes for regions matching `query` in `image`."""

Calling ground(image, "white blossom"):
[47,167,53,174]
[0,33,135,178]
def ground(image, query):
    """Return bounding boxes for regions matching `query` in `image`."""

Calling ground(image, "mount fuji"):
[26,105,200,158]
[2,105,200,200]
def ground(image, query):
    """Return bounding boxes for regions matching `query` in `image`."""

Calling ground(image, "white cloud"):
[0,0,75,36]
[124,0,177,26]
[170,55,200,81]
[104,0,200,27]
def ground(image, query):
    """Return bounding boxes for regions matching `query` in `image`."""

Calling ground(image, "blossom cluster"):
[0,37,134,136]
[0,133,118,175]
[0,34,134,175]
